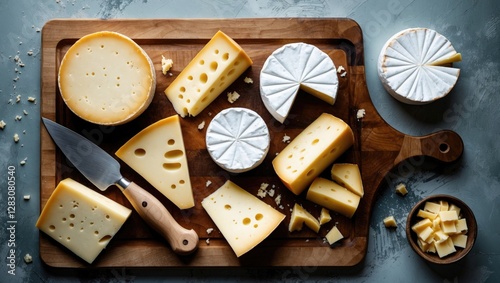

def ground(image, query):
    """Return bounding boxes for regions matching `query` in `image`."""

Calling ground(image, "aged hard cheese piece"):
[273,113,354,195]
[260,43,338,123]
[201,180,285,257]
[306,177,361,218]
[330,163,364,197]
[58,31,155,125]
[36,178,131,264]
[164,31,252,117]
[115,115,194,209]
[325,226,343,245]
[288,203,320,233]
[206,108,270,173]
[319,208,332,225]
[378,28,461,104]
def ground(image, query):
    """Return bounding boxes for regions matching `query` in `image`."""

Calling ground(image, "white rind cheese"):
[206,108,270,173]
[36,178,131,264]
[378,28,461,104]
[260,43,338,123]
[58,31,156,125]
[201,180,285,257]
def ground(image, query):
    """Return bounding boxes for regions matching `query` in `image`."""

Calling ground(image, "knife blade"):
[41,117,198,255]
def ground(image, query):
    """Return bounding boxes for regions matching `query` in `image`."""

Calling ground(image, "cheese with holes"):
[288,203,320,233]
[201,180,285,257]
[325,226,343,245]
[260,43,338,123]
[115,115,194,209]
[330,163,364,197]
[306,177,361,218]
[378,28,461,104]
[273,113,354,195]
[164,31,252,117]
[58,31,155,125]
[35,178,131,264]
[206,108,270,173]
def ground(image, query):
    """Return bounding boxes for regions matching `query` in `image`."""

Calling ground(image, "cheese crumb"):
[337,65,345,74]
[205,180,212,187]
[206,238,210,245]
[275,194,282,206]
[23,253,33,263]
[161,55,174,75]
[27,96,36,103]
[16,95,21,103]
[23,110,28,115]
[267,188,275,198]
[15,115,22,121]
[20,157,27,165]
[227,91,240,103]
[257,183,269,198]
[24,195,31,200]
[282,134,291,143]
[0,120,6,129]
[206,228,214,234]
[14,133,20,142]
[244,77,253,84]
[356,109,366,119]
[198,120,206,130]
[340,72,347,78]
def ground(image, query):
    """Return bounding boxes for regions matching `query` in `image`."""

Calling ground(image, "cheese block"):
[330,163,364,197]
[325,226,343,245]
[260,43,338,123]
[35,178,131,264]
[201,180,285,257]
[273,113,354,195]
[205,108,270,173]
[288,203,320,233]
[58,31,155,125]
[306,177,361,218]
[115,115,194,209]
[377,28,461,104]
[164,30,252,117]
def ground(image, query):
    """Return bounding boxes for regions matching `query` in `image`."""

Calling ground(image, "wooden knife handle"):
[120,181,199,255]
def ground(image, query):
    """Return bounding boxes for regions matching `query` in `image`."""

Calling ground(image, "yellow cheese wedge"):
[273,113,354,195]
[319,208,332,225]
[58,31,155,125]
[164,30,252,117]
[288,203,320,233]
[115,115,194,209]
[201,180,285,257]
[36,178,131,264]
[306,177,360,218]
[325,225,343,245]
[330,163,364,197]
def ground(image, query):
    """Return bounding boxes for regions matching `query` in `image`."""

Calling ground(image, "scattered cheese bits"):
[27,96,36,103]
[13,133,20,143]
[336,65,345,74]
[356,109,366,119]
[282,134,291,143]
[257,182,269,199]
[206,228,214,235]
[23,253,33,264]
[205,180,212,187]
[395,183,408,196]
[243,77,253,84]
[197,120,206,130]
[161,55,174,75]
[24,195,31,200]
[288,203,320,233]
[325,226,344,245]
[319,208,332,225]
[383,216,397,228]
[0,120,6,129]
[227,91,240,103]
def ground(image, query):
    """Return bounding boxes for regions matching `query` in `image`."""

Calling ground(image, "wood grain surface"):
[40,18,463,268]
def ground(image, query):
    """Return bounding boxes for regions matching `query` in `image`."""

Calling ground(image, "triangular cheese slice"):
[330,163,364,197]
[115,115,194,209]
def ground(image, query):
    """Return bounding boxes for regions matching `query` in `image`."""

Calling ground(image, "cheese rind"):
[35,178,131,264]
[206,108,270,173]
[58,31,155,125]
[164,31,252,117]
[201,180,285,257]
[115,115,194,209]
[273,113,354,195]
[306,177,361,218]
[260,43,338,123]
[330,163,364,197]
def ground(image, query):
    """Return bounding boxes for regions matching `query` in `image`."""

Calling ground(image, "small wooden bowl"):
[406,194,477,264]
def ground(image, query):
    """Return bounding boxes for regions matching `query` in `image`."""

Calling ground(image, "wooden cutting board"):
[40,18,463,268]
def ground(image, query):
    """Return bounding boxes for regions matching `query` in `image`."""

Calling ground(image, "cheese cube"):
[448,203,461,216]
[418,239,430,252]
[115,115,194,209]
[164,31,252,117]
[273,113,354,195]
[441,220,457,234]
[432,217,442,231]
[201,180,285,257]
[325,226,344,245]
[433,230,449,244]
[417,209,438,220]
[36,178,131,264]
[395,183,408,196]
[435,237,456,258]
[418,226,434,242]
[306,178,360,218]
[451,234,468,248]
[423,201,441,214]
[411,218,432,234]
[319,208,332,225]
[455,218,468,234]
[439,200,449,211]
[439,210,458,222]
[383,216,397,228]
[330,163,364,197]
[288,203,320,233]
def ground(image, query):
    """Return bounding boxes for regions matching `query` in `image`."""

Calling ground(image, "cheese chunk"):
[383,216,397,228]
[58,31,155,125]
[439,210,458,222]
[115,115,194,209]
[306,177,360,218]
[378,28,460,104]
[206,108,270,173]
[395,183,408,196]
[260,43,338,123]
[451,234,467,248]
[411,218,433,234]
[330,163,364,197]
[164,31,252,117]
[288,203,320,233]
[435,237,456,258]
[36,178,131,264]
[201,180,285,257]
[319,208,332,225]
[325,226,343,245]
[273,113,354,195]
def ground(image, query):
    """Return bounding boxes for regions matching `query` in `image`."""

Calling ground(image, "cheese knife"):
[41,117,199,255]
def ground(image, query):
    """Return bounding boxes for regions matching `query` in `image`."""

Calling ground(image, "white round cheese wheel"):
[260,43,338,123]
[206,108,270,173]
[377,28,461,104]
[58,31,156,125]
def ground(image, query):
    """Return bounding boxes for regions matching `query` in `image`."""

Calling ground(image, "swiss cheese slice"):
[164,31,252,117]
[115,115,194,209]
[206,107,270,173]
[272,113,354,195]
[58,31,155,125]
[36,178,131,264]
[377,28,461,104]
[260,43,338,123]
[330,163,364,197]
[201,180,285,257]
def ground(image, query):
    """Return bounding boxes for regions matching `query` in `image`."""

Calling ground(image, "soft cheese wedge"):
[273,113,354,195]
[115,115,194,209]
[36,178,131,264]
[58,31,155,125]
[330,163,364,197]
[260,43,338,123]
[378,28,461,104]
[164,31,252,117]
[201,180,285,257]
[206,107,270,173]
